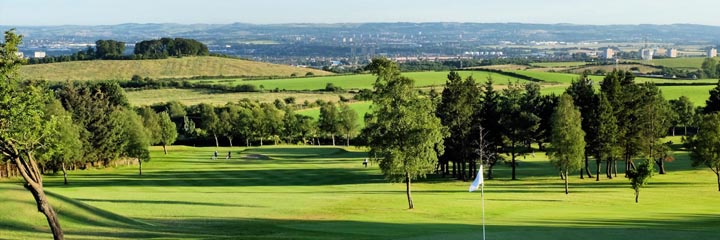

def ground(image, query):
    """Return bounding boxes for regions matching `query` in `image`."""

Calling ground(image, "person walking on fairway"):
[363,158,368,168]
[226,151,231,159]
[213,151,218,160]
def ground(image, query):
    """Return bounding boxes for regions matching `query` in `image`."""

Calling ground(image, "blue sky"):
[1,0,718,26]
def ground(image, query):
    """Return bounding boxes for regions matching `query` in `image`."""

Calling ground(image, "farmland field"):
[640,57,716,69]
[1,144,719,239]
[19,56,331,81]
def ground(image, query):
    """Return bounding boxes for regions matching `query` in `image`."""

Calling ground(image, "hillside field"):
[639,57,716,69]
[194,70,529,91]
[124,89,353,106]
[1,144,719,239]
[19,56,331,81]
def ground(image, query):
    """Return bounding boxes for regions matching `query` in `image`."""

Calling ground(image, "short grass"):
[195,71,527,91]
[640,57,716,69]
[19,56,331,81]
[124,88,354,106]
[1,144,719,239]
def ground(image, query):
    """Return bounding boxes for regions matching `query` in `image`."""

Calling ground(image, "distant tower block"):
[602,48,614,59]
[640,48,654,60]
[708,48,718,58]
[666,48,678,58]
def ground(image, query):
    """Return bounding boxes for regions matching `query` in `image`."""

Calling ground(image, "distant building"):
[33,51,46,58]
[640,48,654,60]
[601,48,614,59]
[666,48,678,58]
[708,48,718,58]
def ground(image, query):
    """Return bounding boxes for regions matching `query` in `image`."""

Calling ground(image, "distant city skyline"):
[1,0,719,26]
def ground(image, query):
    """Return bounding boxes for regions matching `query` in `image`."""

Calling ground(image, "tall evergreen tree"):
[479,78,504,179]
[687,113,720,191]
[704,79,720,114]
[436,71,478,180]
[500,81,539,180]
[595,93,621,180]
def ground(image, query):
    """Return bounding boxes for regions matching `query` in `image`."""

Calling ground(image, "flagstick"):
[482,183,486,240]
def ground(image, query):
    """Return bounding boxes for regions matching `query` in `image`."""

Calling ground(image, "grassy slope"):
[19,56,331,81]
[1,145,719,239]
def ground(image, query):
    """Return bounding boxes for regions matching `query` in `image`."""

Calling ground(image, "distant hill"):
[19,56,331,81]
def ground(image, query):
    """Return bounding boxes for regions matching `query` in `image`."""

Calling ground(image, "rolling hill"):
[19,56,332,81]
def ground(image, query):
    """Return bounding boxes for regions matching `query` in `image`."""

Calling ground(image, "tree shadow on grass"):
[45,168,386,188]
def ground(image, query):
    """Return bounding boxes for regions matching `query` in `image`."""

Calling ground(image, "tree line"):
[27,38,209,64]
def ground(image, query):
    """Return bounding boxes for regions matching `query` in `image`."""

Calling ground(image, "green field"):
[640,57,716,69]
[529,62,588,68]
[19,56,331,81]
[2,144,719,239]
[124,88,354,106]
[196,71,527,91]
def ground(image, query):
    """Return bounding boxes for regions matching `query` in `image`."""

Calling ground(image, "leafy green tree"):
[548,94,586,194]
[338,103,359,146]
[0,29,64,239]
[627,160,654,203]
[364,58,446,209]
[158,112,178,154]
[217,108,236,147]
[565,73,597,179]
[137,106,162,144]
[282,107,300,144]
[701,58,718,79]
[40,100,84,185]
[297,115,318,145]
[261,103,285,145]
[318,102,341,146]
[197,103,220,147]
[687,113,720,191]
[118,110,150,175]
[500,81,539,180]
[669,96,695,135]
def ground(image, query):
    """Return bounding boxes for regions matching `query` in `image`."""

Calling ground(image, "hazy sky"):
[1,0,718,26]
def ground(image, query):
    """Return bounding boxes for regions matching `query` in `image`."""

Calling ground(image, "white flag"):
[469,165,484,192]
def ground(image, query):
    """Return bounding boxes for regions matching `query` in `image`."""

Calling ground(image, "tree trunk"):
[61,162,68,185]
[635,190,639,203]
[228,137,233,147]
[13,154,64,240]
[260,138,264,146]
[487,165,494,180]
[656,159,666,174]
[406,173,414,209]
[613,160,617,177]
[332,134,335,146]
[246,138,250,147]
[596,159,601,181]
[684,126,688,136]
[346,133,350,146]
[716,172,719,192]
[511,144,517,180]
[214,134,219,148]
[138,160,143,176]
[672,126,675,136]
[560,172,564,180]
[584,155,593,178]
[162,144,168,155]
[564,170,569,194]
[27,184,64,240]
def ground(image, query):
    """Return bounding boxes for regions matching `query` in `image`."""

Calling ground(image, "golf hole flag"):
[469,165,484,192]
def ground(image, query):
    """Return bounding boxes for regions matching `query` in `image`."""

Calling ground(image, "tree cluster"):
[134,38,209,59]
